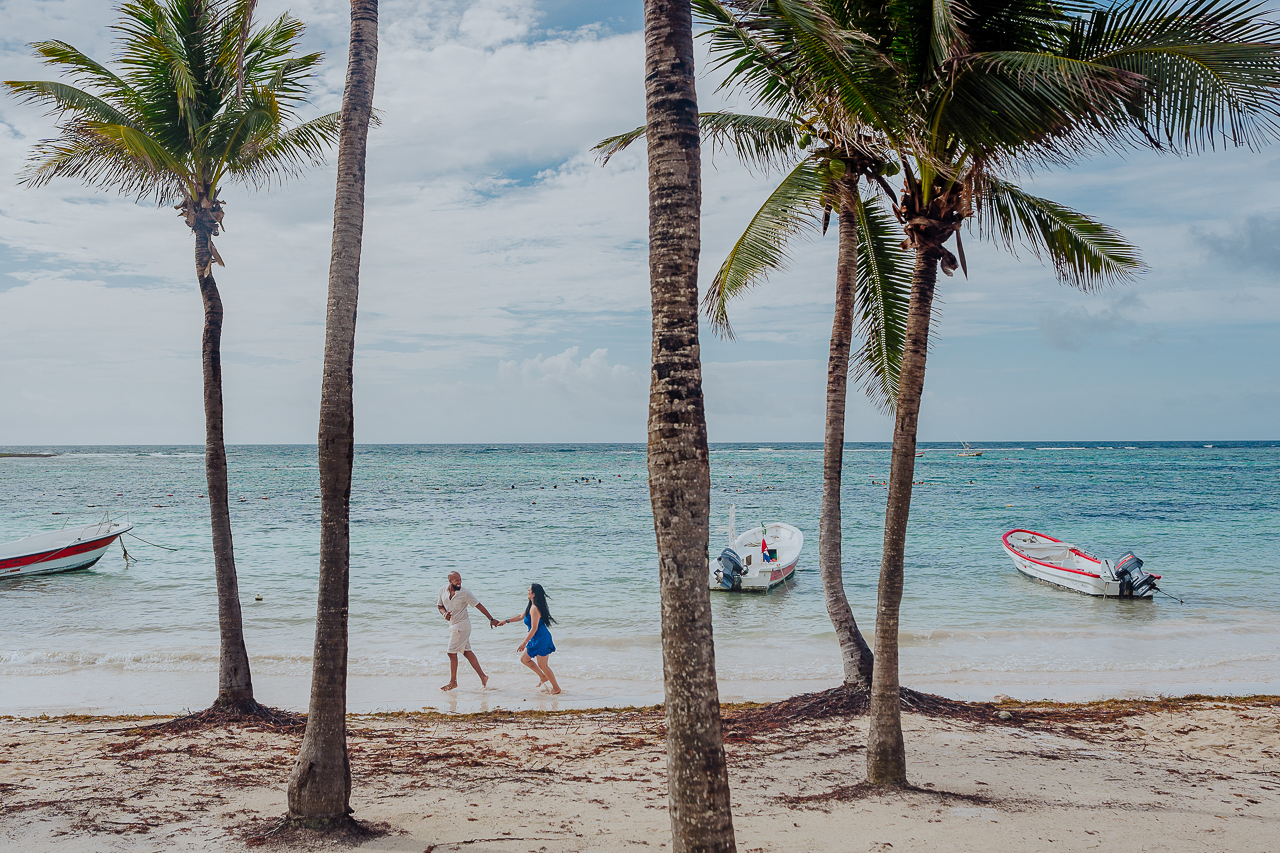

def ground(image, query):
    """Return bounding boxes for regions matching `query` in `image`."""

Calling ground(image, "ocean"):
[1,442,1277,715]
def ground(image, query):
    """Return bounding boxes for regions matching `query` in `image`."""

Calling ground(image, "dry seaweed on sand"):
[3,694,1278,851]
[724,686,1280,742]
[987,693,1280,739]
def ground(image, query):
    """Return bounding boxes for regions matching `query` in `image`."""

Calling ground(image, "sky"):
[0,0,1277,445]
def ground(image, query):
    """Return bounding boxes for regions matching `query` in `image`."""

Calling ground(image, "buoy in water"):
[254,594,263,601]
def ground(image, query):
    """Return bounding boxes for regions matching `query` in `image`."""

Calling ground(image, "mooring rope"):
[125,531,179,552]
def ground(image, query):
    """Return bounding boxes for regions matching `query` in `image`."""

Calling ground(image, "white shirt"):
[439,584,480,626]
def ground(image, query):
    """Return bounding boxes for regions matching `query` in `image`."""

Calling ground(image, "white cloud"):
[500,346,638,394]
[0,0,1277,443]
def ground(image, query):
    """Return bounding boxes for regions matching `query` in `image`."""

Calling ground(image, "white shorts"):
[447,622,472,654]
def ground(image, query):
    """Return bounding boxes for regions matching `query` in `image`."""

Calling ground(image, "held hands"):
[489,617,500,629]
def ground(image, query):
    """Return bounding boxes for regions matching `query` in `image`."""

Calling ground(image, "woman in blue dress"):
[499,583,559,694]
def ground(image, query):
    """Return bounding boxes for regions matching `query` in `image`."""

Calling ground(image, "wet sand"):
[1,694,1277,852]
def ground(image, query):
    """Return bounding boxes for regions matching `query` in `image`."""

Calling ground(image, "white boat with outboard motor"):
[1002,529,1161,598]
[1,514,132,579]
[711,504,804,591]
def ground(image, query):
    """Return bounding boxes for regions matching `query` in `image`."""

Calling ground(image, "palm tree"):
[596,0,911,692]
[4,0,339,717]
[863,0,1280,786]
[286,0,379,823]
[641,0,736,849]
[695,0,911,692]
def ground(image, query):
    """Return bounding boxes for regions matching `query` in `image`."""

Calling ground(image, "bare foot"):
[548,688,562,695]
[440,681,457,692]
[480,674,490,688]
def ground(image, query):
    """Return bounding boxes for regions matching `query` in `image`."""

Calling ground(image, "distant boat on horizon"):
[957,442,983,457]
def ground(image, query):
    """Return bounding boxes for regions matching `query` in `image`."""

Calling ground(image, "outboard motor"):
[716,548,745,591]
[1113,552,1157,597]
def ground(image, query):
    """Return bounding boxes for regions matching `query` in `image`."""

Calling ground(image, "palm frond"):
[701,112,802,170]
[28,40,144,117]
[973,177,1145,290]
[229,111,342,186]
[593,125,645,164]
[255,53,325,108]
[8,0,333,209]
[230,0,259,100]
[698,0,905,146]
[97,122,190,178]
[2,80,138,128]
[931,0,972,66]
[595,112,802,171]
[1073,0,1280,151]
[850,191,912,412]
[17,120,183,201]
[701,157,828,336]
[116,0,201,132]
[922,49,1142,165]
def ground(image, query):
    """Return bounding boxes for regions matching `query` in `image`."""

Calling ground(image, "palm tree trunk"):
[195,226,254,707]
[866,244,941,787]
[644,1,735,851]
[287,0,378,822]
[819,180,874,691]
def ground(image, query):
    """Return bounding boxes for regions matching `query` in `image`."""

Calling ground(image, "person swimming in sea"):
[498,583,560,695]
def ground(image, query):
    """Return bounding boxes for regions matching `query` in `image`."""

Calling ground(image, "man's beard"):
[450,583,461,591]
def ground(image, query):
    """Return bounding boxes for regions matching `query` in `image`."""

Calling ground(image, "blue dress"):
[524,609,556,657]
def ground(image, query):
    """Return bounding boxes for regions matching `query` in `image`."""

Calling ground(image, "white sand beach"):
[2,694,1277,852]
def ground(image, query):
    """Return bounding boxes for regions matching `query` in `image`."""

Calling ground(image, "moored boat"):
[957,442,983,457]
[711,506,803,592]
[1,517,132,579]
[1002,529,1160,598]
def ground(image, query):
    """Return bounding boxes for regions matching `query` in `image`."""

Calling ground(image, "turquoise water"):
[1,442,1277,714]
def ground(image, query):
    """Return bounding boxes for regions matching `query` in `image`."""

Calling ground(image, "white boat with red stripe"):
[711,505,804,592]
[1,517,132,579]
[1002,529,1160,598]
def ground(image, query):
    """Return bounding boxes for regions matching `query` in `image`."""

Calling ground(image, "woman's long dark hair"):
[524,583,556,625]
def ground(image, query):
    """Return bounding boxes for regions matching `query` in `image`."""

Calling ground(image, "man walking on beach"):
[438,571,499,691]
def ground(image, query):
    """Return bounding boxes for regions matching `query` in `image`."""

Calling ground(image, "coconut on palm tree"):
[286,0,379,823]
[4,0,339,718]
[597,0,913,692]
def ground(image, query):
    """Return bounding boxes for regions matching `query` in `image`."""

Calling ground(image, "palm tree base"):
[245,813,386,845]
[724,684,986,739]
[144,697,304,734]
